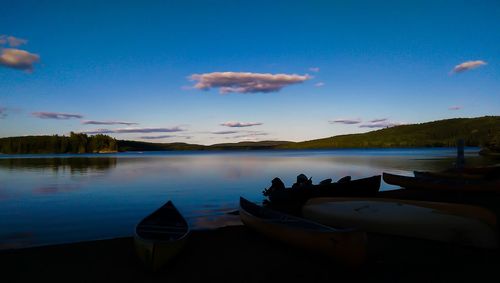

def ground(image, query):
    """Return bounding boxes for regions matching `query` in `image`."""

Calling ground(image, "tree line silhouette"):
[0,132,117,154]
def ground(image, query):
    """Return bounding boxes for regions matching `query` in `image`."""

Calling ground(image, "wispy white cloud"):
[448,106,462,110]
[314,82,325,87]
[359,121,405,128]
[0,35,27,47]
[82,127,184,135]
[220,121,263,128]
[329,118,362,125]
[451,60,487,74]
[82,120,138,126]
[0,48,40,72]
[32,112,83,120]
[309,67,320,72]
[189,72,311,94]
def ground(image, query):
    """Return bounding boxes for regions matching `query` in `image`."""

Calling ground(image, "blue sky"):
[1,0,499,145]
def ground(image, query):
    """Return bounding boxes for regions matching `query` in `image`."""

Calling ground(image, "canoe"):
[383,172,500,193]
[302,197,498,249]
[134,200,190,271]
[267,175,381,205]
[239,197,367,266]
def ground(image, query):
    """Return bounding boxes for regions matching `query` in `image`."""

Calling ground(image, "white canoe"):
[302,197,498,249]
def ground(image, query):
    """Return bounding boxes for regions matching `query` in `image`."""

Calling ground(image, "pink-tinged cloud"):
[451,60,487,73]
[448,106,462,110]
[82,120,138,126]
[32,112,83,120]
[315,82,325,87]
[369,118,387,123]
[360,121,406,128]
[0,48,39,72]
[309,67,320,72]
[212,130,239,135]
[82,127,184,134]
[0,35,28,47]
[189,72,311,94]
[220,121,263,128]
[329,118,362,125]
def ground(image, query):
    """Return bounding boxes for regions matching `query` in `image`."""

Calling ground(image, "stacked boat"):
[383,165,500,193]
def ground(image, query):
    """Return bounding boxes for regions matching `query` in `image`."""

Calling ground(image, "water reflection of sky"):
[0,148,496,249]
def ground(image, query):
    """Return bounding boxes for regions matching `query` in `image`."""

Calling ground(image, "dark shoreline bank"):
[1,224,499,283]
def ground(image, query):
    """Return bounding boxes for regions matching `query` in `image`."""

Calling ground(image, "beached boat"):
[239,197,367,266]
[266,175,381,205]
[134,200,190,271]
[302,197,498,249]
[383,172,500,193]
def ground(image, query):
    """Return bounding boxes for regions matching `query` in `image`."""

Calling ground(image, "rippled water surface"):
[0,148,495,249]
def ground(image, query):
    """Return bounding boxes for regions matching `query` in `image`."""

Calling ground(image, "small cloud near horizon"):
[0,48,40,72]
[369,118,387,123]
[309,67,320,72]
[140,135,192,140]
[211,130,239,135]
[329,118,362,125]
[315,82,325,87]
[360,121,406,128]
[220,121,262,128]
[233,132,268,139]
[32,112,83,120]
[82,120,138,126]
[140,135,175,139]
[451,60,487,74]
[189,72,310,94]
[448,106,462,110]
[0,107,7,119]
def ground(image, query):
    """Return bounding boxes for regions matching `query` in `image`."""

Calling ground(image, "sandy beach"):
[1,189,500,283]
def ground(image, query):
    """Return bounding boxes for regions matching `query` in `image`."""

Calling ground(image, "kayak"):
[239,197,367,266]
[302,197,498,249]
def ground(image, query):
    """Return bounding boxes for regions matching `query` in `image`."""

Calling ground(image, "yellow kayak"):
[302,197,498,249]
[239,197,367,267]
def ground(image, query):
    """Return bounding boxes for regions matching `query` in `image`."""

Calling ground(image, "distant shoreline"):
[1,116,499,154]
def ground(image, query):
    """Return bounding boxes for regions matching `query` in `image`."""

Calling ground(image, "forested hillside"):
[279,116,500,149]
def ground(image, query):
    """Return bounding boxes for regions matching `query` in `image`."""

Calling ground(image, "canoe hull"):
[134,201,189,271]
[134,235,187,271]
[303,197,498,249]
[239,198,367,266]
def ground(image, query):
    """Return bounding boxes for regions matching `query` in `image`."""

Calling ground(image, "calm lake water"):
[0,148,496,250]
